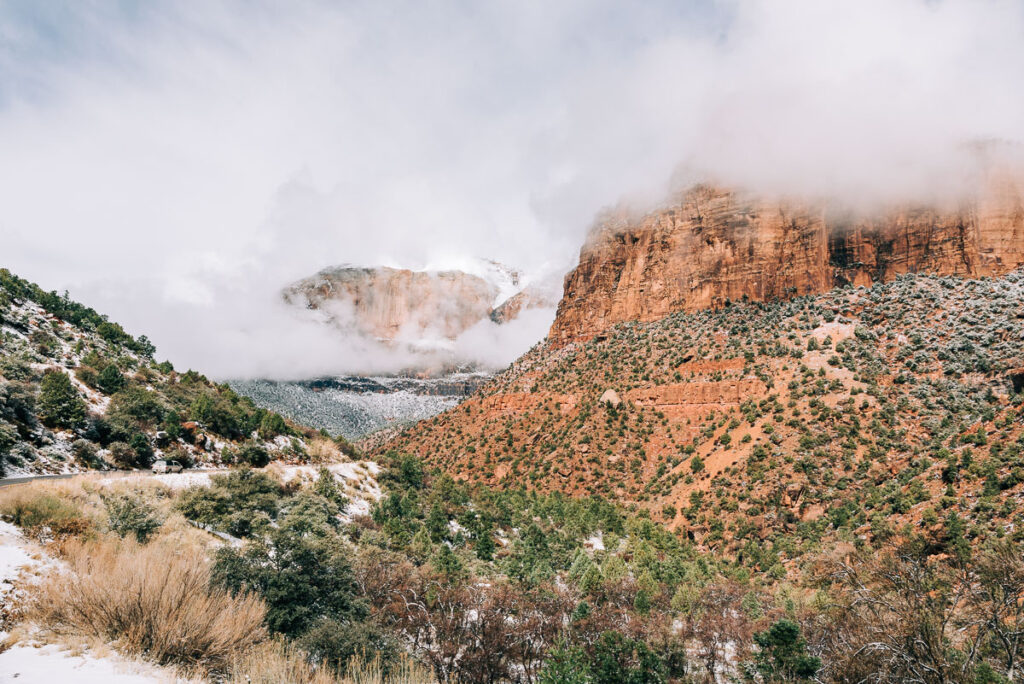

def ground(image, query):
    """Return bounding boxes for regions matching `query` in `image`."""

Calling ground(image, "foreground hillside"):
[0,269,343,477]
[380,270,1024,566]
[2,266,1023,681]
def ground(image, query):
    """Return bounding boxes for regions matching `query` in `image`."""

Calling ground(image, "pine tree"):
[475,525,496,561]
[37,370,87,429]
[96,364,125,394]
[748,620,821,682]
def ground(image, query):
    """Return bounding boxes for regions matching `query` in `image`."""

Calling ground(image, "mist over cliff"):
[551,174,1024,344]
[2,1,1023,378]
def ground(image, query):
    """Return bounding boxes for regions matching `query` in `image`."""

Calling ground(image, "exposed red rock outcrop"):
[550,178,1024,343]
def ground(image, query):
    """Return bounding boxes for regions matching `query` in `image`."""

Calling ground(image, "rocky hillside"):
[378,269,1024,562]
[550,176,1024,343]
[0,269,344,477]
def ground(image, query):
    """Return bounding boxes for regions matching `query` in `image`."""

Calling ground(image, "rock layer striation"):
[550,179,1024,343]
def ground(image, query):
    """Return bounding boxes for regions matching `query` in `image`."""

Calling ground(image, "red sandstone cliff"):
[550,178,1024,343]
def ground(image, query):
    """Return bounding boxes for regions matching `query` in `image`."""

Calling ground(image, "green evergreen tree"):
[945,512,972,564]
[431,544,465,582]
[591,630,666,684]
[475,525,496,561]
[312,466,349,511]
[96,364,125,394]
[426,502,448,542]
[748,619,821,683]
[539,639,591,684]
[258,412,288,440]
[37,370,87,429]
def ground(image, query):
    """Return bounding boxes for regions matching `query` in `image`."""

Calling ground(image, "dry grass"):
[25,536,266,670]
[308,436,344,463]
[227,639,339,684]
[0,484,91,542]
[344,653,436,684]
[228,640,436,684]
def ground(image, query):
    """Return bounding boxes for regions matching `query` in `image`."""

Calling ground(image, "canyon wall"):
[550,178,1024,343]
[285,266,501,342]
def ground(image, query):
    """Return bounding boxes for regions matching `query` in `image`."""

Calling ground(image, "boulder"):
[600,389,621,408]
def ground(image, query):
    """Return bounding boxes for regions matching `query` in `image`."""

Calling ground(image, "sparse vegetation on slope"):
[380,271,1024,573]
[0,268,354,476]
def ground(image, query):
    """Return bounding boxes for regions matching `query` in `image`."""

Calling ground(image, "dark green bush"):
[103,492,164,543]
[176,468,283,536]
[37,370,87,429]
[211,528,368,638]
[238,443,270,467]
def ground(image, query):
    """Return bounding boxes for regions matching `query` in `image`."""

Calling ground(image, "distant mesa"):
[282,260,557,368]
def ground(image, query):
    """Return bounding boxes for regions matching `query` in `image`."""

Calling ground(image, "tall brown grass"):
[307,436,343,463]
[343,653,436,684]
[0,485,91,542]
[26,537,266,670]
[228,639,436,684]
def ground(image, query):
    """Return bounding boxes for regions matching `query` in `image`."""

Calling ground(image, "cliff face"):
[284,266,501,342]
[488,285,559,324]
[550,179,1024,343]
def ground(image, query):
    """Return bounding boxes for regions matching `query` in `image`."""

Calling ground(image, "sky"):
[1,0,1022,378]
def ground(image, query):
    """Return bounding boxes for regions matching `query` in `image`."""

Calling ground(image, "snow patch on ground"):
[270,461,383,519]
[0,520,56,606]
[584,531,605,552]
[0,518,177,683]
[0,643,171,683]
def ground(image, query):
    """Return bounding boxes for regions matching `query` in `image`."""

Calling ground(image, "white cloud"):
[0,0,1022,377]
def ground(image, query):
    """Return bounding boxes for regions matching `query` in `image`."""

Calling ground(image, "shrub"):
[258,412,288,440]
[26,539,266,669]
[306,437,340,462]
[211,528,368,638]
[0,487,89,540]
[108,441,139,469]
[96,364,125,394]
[109,386,165,424]
[748,619,821,682]
[130,432,155,466]
[539,640,591,684]
[589,630,667,684]
[103,492,164,543]
[238,443,270,467]
[227,641,432,684]
[227,638,338,684]
[297,618,399,675]
[0,420,18,476]
[177,468,283,536]
[71,438,104,468]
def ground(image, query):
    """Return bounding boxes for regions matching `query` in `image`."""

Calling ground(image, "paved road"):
[0,473,79,488]
[0,468,224,488]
